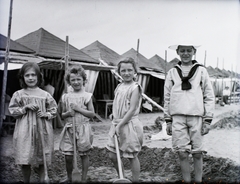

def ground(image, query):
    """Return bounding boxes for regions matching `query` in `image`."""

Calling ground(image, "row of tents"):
[1,28,240,110]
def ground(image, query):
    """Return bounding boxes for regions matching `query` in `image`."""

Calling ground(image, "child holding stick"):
[8,62,57,183]
[164,44,215,183]
[59,65,95,183]
[106,57,143,182]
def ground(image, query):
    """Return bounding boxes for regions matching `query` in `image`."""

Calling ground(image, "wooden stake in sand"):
[0,0,13,132]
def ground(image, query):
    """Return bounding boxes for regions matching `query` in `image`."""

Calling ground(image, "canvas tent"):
[210,77,240,97]
[81,40,121,66]
[80,40,121,100]
[149,54,167,74]
[120,48,165,106]
[15,28,97,64]
[0,34,43,97]
[0,34,45,132]
[14,28,103,102]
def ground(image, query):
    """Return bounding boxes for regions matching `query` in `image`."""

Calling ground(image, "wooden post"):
[221,59,224,104]
[0,0,13,132]
[165,50,167,79]
[214,57,218,98]
[204,50,207,66]
[229,64,233,104]
[136,39,140,66]
[64,36,69,93]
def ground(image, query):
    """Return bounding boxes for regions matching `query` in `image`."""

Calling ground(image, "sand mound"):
[0,147,239,183]
[211,110,240,129]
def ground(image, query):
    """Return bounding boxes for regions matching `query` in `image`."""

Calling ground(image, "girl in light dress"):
[59,65,95,183]
[8,62,57,183]
[106,57,143,182]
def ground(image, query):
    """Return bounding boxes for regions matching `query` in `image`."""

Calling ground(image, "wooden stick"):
[165,50,167,79]
[136,39,140,66]
[0,0,13,131]
[38,118,50,183]
[204,50,207,67]
[64,36,69,93]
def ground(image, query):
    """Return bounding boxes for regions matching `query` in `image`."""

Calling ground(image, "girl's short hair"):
[117,57,138,74]
[65,65,87,86]
[18,62,44,88]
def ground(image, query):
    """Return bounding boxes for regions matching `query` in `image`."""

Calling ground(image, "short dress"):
[106,82,143,158]
[59,91,93,156]
[8,88,57,166]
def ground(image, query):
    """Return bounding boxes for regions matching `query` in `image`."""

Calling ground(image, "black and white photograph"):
[0,0,239,183]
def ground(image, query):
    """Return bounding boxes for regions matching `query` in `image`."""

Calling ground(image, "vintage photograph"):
[0,0,239,183]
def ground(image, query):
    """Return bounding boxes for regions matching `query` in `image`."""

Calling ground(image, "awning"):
[0,62,23,70]
[38,59,116,71]
[139,70,165,80]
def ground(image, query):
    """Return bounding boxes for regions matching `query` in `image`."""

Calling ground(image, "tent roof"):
[81,40,121,66]
[206,66,219,77]
[0,34,34,54]
[221,69,231,77]
[120,48,162,72]
[214,67,229,78]
[167,58,180,71]
[149,54,166,73]
[15,28,98,64]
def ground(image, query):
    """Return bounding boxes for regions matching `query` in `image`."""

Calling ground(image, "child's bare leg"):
[192,153,203,183]
[38,164,44,183]
[21,165,31,183]
[81,155,89,182]
[109,152,125,177]
[129,157,140,182]
[178,151,191,183]
[65,155,73,182]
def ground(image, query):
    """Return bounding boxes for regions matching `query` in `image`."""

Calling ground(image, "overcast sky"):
[0,0,239,72]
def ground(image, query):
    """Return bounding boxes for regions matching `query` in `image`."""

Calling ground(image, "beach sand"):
[0,103,239,183]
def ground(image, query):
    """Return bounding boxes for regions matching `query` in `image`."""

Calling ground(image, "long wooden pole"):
[64,36,69,93]
[229,64,233,104]
[0,0,13,132]
[204,50,207,67]
[221,58,224,103]
[165,50,167,79]
[136,39,140,66]
[214,57,218,97]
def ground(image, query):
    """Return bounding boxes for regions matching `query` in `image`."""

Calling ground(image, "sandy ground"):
[0,103,239,183]
[90,103,240,165]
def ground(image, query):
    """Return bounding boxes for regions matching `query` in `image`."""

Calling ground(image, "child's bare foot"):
[59,177,71,184]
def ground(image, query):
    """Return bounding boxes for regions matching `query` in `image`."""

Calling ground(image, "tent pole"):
[204,50,206,67]
[64,36,69,93]
[165,50,167,79]
[229,64,233,104]
[136,39,140,67]
[0,0,13,132]
[214,57,218,101]
[221,59,224,104]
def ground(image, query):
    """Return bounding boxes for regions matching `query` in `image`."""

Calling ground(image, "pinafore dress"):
[59,91,93,155]
[8,88,57,166]
[106,82,143,158]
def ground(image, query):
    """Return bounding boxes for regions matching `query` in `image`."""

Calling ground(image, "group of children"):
[8,43,215,183]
